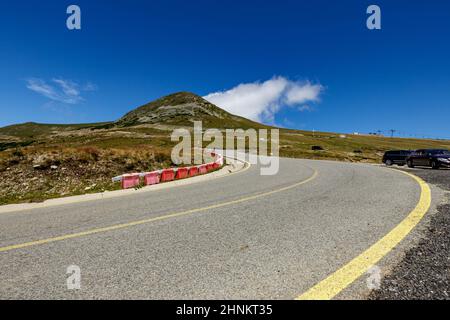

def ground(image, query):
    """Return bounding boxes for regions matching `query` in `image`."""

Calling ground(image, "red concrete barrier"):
[198,165,207,174]
[144,171,160,186]
[215,156,224,166]
[161,169,175,182]
[121,174,140,189]
[116,152,225,188]
[176,167,188,179]
[188,166,198,177]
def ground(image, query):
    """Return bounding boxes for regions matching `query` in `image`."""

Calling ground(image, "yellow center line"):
[0,169,318,253]
[296,169,431,300]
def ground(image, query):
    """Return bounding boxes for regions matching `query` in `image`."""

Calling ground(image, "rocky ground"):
[369,167,450,300]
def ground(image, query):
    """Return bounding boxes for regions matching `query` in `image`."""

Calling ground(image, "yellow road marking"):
[0,169,318,253]
[296,170,431,300]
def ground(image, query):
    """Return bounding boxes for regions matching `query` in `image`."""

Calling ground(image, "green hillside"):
[1,91,449,205]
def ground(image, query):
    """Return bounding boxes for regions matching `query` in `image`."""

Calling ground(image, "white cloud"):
[285,83,322,105]
[52,79,80,98]
[83,82,98,92]
[204,76,323,122]
[26,78,96,105]
[297,104,313,112]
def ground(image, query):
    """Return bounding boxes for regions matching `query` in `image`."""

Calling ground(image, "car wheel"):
[431,161,440,170]
[385,160,393,166]
[407,160,414,168]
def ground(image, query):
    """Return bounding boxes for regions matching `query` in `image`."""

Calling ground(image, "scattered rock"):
[84,184,97,191]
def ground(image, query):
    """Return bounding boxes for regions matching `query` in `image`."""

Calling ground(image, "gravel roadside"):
[369,167,450,300]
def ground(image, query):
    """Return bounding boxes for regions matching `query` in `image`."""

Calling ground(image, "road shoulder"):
[368,168,450,300]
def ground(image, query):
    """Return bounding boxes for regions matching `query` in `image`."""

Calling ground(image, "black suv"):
[382,150,412,166]
[406,149,450,169]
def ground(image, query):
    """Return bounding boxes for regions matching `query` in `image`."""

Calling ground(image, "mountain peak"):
[117,91,249,128]
[154,92,206,105]
[136,91,210,110]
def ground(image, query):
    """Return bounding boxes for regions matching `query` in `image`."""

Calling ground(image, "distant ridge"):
[0,92,267,139]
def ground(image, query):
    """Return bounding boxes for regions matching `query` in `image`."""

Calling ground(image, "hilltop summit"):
[117,92,264,129]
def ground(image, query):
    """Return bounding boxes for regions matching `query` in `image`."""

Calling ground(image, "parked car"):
[382,150,412,166]
[406,149,450,169]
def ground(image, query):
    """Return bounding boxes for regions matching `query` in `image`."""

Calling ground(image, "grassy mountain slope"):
[1,91,449,205]
[0,121,113,139]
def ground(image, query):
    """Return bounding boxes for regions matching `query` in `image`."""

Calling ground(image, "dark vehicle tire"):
[407,160,414,168]
[431,161,440,170]
[385,160,393,166]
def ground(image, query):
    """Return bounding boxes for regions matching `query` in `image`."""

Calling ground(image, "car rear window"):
[435,150,450,155]
[386,151,405,156]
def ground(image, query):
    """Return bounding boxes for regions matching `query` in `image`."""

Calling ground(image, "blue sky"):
[1,0,449,138]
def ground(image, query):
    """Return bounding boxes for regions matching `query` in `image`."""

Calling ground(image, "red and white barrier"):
[161,169,175,182]
[188,166,199,177]
[215,156,224,166]
[176,167,188,179]
[113,151,224,189]
[144,171,160,186]
[198,164,208,175]
[121,174,140,189]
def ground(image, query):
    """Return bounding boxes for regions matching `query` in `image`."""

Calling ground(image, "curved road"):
[0,158,427,299]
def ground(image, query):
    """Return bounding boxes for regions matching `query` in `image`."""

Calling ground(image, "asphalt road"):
[0,158,425,299]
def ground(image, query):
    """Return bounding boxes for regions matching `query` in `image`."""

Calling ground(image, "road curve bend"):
[0,158,429,299]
